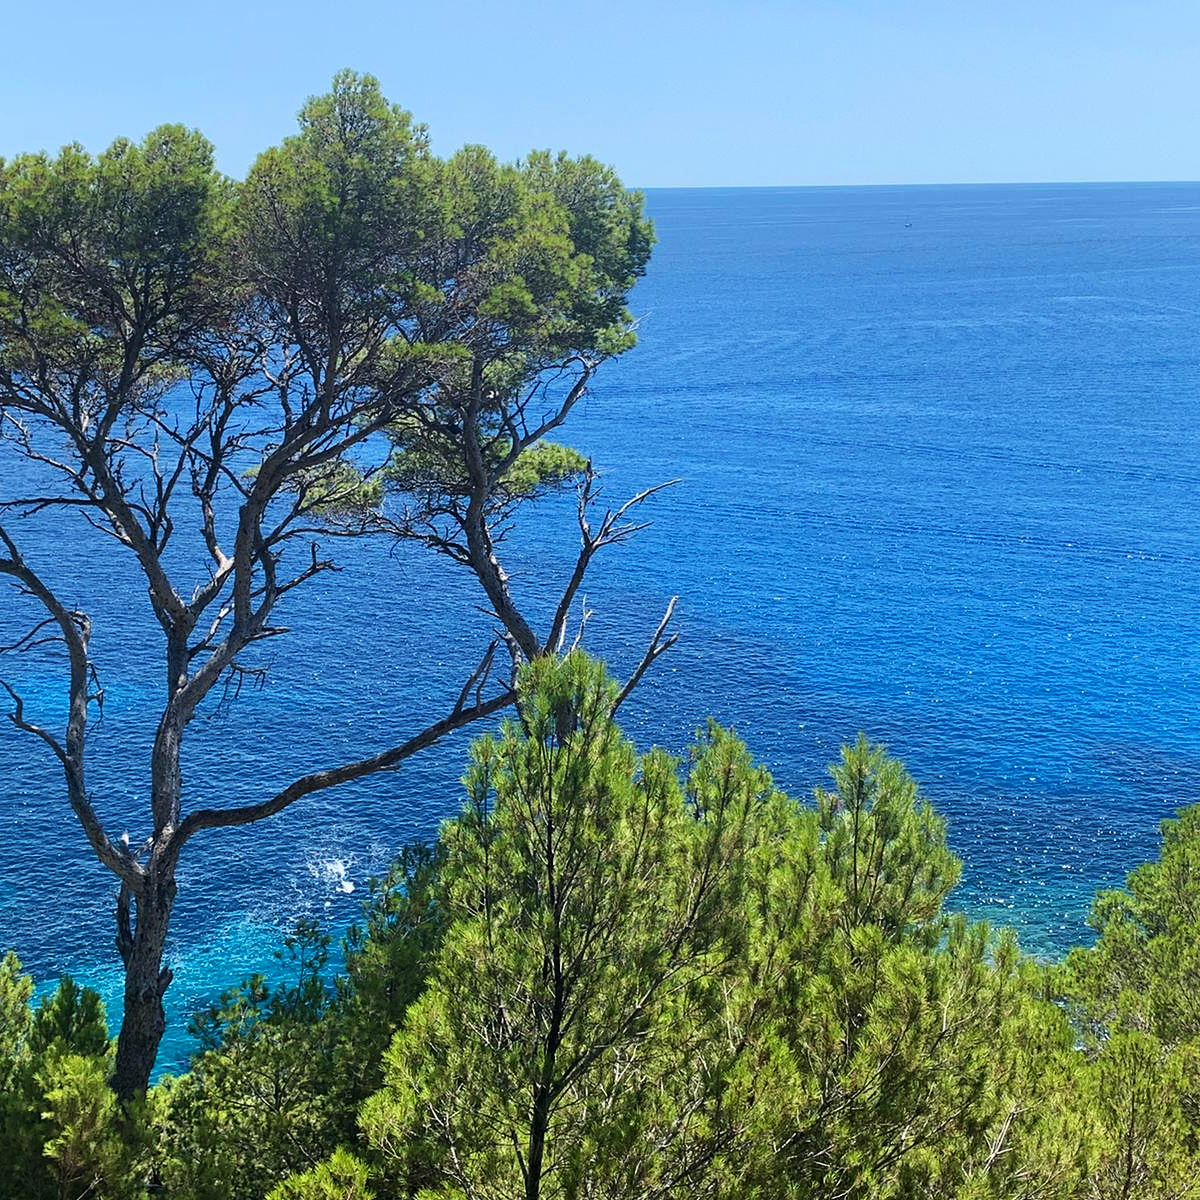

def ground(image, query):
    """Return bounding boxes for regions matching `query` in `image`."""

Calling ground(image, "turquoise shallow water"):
[2,182,1199,1071]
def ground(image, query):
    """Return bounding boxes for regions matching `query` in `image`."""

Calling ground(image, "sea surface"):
[2,182,1199,1072]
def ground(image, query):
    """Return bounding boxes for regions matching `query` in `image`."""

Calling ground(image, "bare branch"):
[593,478,682,545]
[546,473,681,655]
[489,357,596,483]
[1,679,70,770]
[455,640,500,712]
[568,597,595,654]
[175,686,516,846]
[0,615,64,656]
[216,661,271,712]
[613,597,679,713]
[0,524,140,889]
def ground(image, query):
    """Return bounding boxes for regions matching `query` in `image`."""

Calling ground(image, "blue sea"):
[2,182,1199,1071]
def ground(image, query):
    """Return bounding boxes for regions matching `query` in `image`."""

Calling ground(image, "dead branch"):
[490,356,595,482]
[613,597,680,713]
[171,627,525,847]
[0,525,140,889]
[1,679,69,770]
[568,597,595,654]
[455,640,500,712]
[0,615,64,655]
[546,472,681,655]
[174,686,516,846]
[217,661,271,711]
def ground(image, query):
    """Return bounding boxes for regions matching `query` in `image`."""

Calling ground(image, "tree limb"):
[547,473,681,655]
[0,526,142,889]
[174,687,516,846]
[613,597,679,713]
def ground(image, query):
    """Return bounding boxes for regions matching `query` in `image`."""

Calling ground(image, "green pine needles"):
[6,655,1200,1198]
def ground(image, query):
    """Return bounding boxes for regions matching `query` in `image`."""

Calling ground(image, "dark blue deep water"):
[3,182,1200,1070]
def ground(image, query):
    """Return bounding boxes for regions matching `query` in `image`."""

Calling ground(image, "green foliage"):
[0,955,148,1200]
[0,951,34,1086]
[1080,1031,1200,1200]
[36,1053,139,1200]
[322,659,774,1195]
[386,422,587,512]
[237,70,435,377]
[24,666,1200,1199]
[817,732,961,940]
[30,974,111,1060]
[283,460,387,519]
[360,651,766,1198]
[0,124,227,405]
[269,1147,375,1200]
[382,145,652,552]
[950,974,1096,1200]
[428,145,651,361]
[735,923,1073,1199]
[1057,805,1200,1199]
[154,856,448,1200]
[172,784,1200,1200]
[267,657,1078,1200]
[337,843,448,1105]
[153,922,345,1200]
[709,739,1079,1200]
[1063,805,1200,1044]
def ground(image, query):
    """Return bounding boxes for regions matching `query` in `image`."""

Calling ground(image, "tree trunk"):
[525,1087,552,1200]
[112,869,177,1102]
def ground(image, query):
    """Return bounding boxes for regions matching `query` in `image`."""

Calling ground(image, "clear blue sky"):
[3,0,1198,187]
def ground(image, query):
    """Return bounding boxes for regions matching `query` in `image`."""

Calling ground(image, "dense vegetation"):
[3,652,1198,1199]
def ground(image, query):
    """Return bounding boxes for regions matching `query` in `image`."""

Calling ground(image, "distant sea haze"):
[2,182,1198,1070]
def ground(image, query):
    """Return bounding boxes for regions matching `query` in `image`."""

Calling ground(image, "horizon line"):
[633,178,1200,192]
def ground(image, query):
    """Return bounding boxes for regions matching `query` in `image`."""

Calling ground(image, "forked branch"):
[547,471,681,655]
